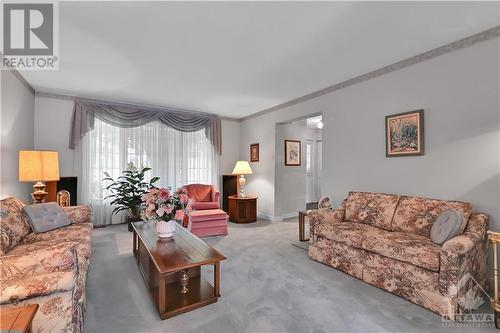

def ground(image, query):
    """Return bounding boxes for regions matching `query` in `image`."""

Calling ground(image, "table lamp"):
[232,160,253,197]
[19,150,60,203]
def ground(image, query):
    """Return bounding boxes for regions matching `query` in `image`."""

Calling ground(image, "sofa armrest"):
[62,205,92,225]
[1,242,78,280]
[307,208,345,225]
[439,213,489,298]
[0,271,76,304]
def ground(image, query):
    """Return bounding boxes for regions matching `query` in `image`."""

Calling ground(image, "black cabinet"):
[222,175,237,213]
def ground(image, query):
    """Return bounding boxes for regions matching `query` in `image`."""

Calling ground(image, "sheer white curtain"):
[78,119,219,227]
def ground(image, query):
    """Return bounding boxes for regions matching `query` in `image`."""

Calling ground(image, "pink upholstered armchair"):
[183,184,220,227]
[185,184,220,210]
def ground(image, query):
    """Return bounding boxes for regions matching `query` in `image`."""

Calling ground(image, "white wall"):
[219,119,240,177]
[0,71,35,202]
[240,37,500,228]
[34,96,75,176]
[34,95,240,190]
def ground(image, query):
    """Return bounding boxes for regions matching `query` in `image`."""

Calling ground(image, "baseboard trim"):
[258,212,299,222]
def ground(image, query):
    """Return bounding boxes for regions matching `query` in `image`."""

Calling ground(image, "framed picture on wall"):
[284,140,301,166]
[385,109,424,157]
[250,143,259,162]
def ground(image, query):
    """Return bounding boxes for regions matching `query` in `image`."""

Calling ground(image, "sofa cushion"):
[0,198,32,254]
[314,221,380,248]
[23,202,71,233]
[392,196,472,238]
[192,202,220,210]
[345,192,399,230]
[362,229,441,272]
[315,220,441,271]
[11,223,92,272]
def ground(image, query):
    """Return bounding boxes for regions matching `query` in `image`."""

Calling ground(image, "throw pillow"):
[23,202,71,233]
[430,209,463,245]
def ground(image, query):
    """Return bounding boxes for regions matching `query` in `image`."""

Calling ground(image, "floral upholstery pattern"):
[1,271,75,304]
[307,203,346,235]
[0,198,92,333]
[392,196,472,238]
[439,213,489,299]
[63,206,93,224]
[3,290,76,333]
[1,243,77,279]
[17,223,92,271]
[308,236,365,279]
[362,230,441,271]
[308,192,489,319]
[363,252,457,318]
[0,198,32,254]
[314,221,376,249]
[344,192,399,230]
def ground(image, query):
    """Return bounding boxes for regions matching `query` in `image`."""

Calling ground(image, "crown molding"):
[241,25,500,122]
[35,90,240,121]
[0,52,35,95]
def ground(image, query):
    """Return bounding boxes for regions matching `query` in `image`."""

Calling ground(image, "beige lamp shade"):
[232,160,253,175]
[19,150,60,182]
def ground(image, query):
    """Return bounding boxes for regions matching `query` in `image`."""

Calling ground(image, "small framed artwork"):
[250,143,259,162]
[284,140,301,166]
[385,109,424,157]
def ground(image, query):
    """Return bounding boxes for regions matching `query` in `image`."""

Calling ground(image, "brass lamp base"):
[32,181,48,203]
[180,270,189,294]
[238,175,247,197]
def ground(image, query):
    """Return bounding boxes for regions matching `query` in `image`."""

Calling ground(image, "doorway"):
[274,115,323,219]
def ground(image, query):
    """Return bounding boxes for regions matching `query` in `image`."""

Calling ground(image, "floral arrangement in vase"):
[141,187,192,238]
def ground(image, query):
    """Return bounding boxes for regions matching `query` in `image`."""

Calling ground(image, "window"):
[80,118,218,226]
[305,140,313,175]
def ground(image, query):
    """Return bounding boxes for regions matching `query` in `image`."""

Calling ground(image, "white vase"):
[156,220,176,238]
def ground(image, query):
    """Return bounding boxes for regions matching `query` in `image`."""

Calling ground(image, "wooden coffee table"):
[132,221,226,319]
[0,304,38,333]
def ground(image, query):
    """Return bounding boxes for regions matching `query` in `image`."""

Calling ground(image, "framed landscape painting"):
[385,109,424,157]
[250,143,259,162]
[285,140,301,166]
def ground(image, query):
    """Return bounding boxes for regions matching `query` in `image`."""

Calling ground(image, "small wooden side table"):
[0,304,39,333]
[299,211,309,242]
[228,195,257,223]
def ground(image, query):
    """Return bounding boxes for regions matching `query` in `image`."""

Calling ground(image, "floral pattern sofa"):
[308,191,489,319]
[0,197,92,333]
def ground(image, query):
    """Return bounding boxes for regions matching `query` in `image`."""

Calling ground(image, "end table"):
[0,304,38,333]
[299,211,309,242]
[228,195,257,223]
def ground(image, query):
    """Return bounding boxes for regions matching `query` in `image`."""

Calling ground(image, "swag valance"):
[69,99,222,155]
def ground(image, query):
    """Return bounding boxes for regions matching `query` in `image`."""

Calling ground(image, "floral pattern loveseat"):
[0,197,92,333]
[308,191,489,319]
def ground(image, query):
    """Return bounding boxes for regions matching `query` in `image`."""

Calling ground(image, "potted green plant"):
[103,163,159,231]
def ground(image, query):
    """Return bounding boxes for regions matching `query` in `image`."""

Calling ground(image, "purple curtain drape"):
[69,99,222,155]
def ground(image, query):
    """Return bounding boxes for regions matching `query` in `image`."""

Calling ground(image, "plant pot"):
[126,216,143,232]
[156,220,176,238]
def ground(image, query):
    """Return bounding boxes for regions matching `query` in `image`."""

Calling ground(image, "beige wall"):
[1,71,35,202]
[240,37,500,228]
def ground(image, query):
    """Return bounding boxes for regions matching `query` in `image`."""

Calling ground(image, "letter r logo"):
[3,3,53,56]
